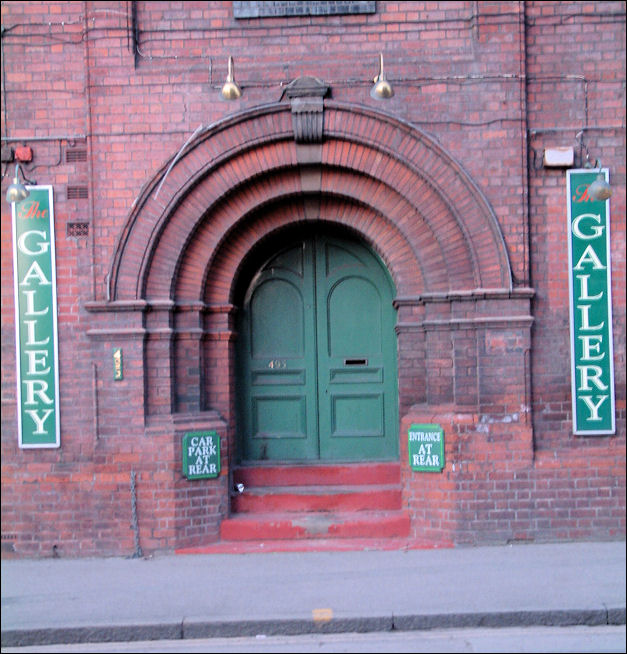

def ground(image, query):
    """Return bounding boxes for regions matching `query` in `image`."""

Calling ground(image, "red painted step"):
[233,462,400,488]
[231,484,402,513]
[222,462,408,545]
[177,537,452,555]
[220,510,411,541]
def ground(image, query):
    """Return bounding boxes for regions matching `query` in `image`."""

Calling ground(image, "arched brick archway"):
[103,98,520,423]
[110,102,512,304]
[87,95,534,550]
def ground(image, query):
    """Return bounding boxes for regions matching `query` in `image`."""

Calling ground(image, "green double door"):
[237,234,398,462]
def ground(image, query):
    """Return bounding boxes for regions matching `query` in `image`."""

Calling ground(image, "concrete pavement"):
[1,540,625,648]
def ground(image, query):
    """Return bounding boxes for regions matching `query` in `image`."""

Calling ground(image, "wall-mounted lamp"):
[221,56,242,100]
[5,163,31,204]
[587,159,612,201]
[371,53,394,100]
[575,132,612,201]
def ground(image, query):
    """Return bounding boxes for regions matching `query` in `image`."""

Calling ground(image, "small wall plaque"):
[408,424,445,472]
[113,348,123,381]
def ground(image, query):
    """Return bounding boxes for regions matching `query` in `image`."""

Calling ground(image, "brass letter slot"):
[344,358,368,366]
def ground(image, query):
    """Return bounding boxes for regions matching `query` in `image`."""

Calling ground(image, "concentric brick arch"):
[175,178,431,305]
[109,102,512,305]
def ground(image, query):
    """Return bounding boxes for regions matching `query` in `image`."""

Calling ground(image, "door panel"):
[251,279,304,357]
[252,395,307,438]
[239,242,319,461]
[331,393,384,437]
[238,234,398,462]
[315,238,397,460]
[327,277,382,356]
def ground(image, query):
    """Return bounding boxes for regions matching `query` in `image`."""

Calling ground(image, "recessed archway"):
[104,98,515,443]
[91,97,526,549]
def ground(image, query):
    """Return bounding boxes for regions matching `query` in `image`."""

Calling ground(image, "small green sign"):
[113,348,123,381]
[182,431,220,479]
[409,424,444,472]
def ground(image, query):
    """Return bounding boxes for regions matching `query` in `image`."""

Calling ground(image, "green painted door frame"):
[237,234,398,462]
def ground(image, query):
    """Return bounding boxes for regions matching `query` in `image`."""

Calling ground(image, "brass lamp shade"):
[371,53,394,99]
[588,172,612,201]
[6,164,30,204]
[221,56,242,100]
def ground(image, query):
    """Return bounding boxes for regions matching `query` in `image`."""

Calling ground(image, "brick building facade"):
[1,1,625,558]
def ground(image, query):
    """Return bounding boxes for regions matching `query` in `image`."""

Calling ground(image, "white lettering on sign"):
[23,319,50,346]
[22,289,49,316]
[576,274,602,302]
[22,379,54,405]
[578,395,608,422]
[185,433,219,478]
[188,435,217,459]
[577,304,604,331]
[19,249,53,438]
[576,365,608,391]
[408,431,441,442]
[571,213,604,240]
[17,230,50,256]
[25,349,51,375]
[412,453,440,467]
[573,244,606,271]
[188,463,218,476]
[20,260,52,287]
[24,408,54,434]
[578,334,604,361]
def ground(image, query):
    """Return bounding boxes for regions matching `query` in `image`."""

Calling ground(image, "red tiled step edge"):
[231,485,402,513]
[220,510,411,541]
[176,538,454,555]
[234,462,400,487]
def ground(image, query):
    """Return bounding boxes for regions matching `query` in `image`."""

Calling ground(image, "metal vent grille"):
[66,149,87,163]
[67,186,89,199]
[67,222,89,238]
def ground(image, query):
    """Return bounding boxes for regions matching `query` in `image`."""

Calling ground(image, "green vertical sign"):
[567,170,615,435]
[182,431,220,479]
[113,348,123,381]
[11,186,60,447]
[409,424,444,472]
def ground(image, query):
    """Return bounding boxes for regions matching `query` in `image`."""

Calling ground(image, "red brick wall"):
[1,1,624,557]
[525,1,626,450]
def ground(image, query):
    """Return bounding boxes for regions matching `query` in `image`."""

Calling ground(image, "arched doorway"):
[235,225,398,463]
[100,97,524,550]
